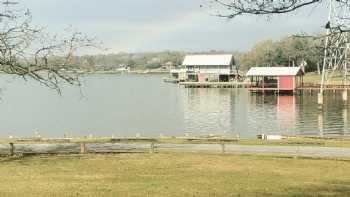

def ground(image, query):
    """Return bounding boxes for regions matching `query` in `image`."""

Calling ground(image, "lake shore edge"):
[2,136,350,159]
[2,136,350,147]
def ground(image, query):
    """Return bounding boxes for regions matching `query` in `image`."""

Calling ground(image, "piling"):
[317,93,324,105]
[343,90,348,101]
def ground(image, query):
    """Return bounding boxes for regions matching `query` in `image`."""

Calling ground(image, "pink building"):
[246,67,304,92]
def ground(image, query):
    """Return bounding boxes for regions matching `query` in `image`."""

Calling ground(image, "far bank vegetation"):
[77,36,325,74]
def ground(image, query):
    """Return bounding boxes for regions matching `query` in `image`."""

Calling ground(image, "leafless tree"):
[0,1,99,93]
[212,0,321,17]
[209,0,350,31]
[210,0,321,16]
[209,0,350,79]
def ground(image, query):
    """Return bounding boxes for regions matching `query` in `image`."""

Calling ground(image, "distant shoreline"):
[0,69,170,75]
[84,70,169,75]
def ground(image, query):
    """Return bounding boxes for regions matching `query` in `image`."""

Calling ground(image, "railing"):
[170,68,187,73]
[250,82,278,88]
[170,68,232,75]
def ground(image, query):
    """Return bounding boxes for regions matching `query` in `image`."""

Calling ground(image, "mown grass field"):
[303,72,346,85]
[0,153,350,197]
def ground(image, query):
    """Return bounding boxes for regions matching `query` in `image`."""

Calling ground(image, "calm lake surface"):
[0,74,349,138]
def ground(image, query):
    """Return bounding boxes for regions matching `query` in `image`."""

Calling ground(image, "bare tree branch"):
[210,0,323,18]
[0,1,100,93]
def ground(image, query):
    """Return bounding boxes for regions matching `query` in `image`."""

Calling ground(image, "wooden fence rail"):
[2,143,350,158]
[0,143,155,155]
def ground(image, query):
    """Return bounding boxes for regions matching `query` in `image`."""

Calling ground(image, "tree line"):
[236,36,324,72]
[74,51,185,72]
[75,36,325,73]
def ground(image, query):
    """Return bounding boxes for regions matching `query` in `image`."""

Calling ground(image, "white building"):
[170,54,236,82]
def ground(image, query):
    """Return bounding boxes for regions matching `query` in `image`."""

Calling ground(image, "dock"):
[178,82,350,92]
[249,85,350,94]
[174,79,350,98]
[179,82,250,88]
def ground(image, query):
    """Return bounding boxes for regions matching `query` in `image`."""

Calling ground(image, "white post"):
[344,42,349,103]
[319,0,333,104]
[344,43,349,86]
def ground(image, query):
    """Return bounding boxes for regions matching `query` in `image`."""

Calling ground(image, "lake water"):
[0,74,349,138]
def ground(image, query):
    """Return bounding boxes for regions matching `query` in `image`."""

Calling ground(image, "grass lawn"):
[0,153,350,197]
[303,72,346,85]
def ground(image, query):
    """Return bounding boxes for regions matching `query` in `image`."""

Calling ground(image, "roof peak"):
[182,54,234,66]
[247,67,303,76]
[186,54,232,56]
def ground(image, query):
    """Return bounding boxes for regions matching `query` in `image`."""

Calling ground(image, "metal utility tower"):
[320,0,350,95]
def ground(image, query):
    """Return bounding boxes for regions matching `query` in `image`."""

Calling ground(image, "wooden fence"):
[2,143,350,158]
[0,143,155,155]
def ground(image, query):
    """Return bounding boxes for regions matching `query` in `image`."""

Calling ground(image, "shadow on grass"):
[271,180,350,197]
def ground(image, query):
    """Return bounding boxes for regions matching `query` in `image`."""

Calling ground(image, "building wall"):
[179,72,187,80]
[186,65,231,75]
[200,68,231,74]
[278,76,295,90]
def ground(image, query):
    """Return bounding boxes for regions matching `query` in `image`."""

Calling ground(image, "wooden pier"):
[249,85,350,94]
[177,81,350,97]
[179,82,250,88]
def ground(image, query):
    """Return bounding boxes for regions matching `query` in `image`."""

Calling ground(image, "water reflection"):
[277,96,296,134]
[181,88,350,138]
[182,88,234,135]
[318,112,324,137]
[344,108,348,134]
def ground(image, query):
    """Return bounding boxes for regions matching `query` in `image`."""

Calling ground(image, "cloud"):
[19,0,328,53]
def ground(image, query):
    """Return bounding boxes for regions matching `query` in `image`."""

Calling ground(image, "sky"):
[19,0,328,54]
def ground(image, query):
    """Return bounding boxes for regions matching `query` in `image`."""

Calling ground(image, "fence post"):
[221,143,226,154]
[9,143,14,156]
[294,146,300,159]
[150,142,155,154]
[80,143,87,154]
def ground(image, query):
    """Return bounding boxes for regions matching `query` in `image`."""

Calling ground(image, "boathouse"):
[246,67,304,92]
[170,54,236,82]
